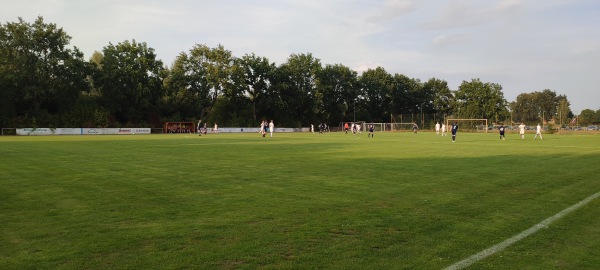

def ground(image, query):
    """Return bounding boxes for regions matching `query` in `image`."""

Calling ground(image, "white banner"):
[54,128,81,135]
[101,128,151,135]
[82,128,103,135]
[214,127,309,133]
[16,128,151,136]
[16,128,54,136]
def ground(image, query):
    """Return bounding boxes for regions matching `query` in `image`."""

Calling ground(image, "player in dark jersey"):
[499,124,505,140]
[451,122,458,142]
[368,124,374,137]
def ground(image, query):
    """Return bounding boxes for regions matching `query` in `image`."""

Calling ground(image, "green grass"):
[1,132,599,269]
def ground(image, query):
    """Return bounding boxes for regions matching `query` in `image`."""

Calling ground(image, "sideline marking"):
[444,191,600,270]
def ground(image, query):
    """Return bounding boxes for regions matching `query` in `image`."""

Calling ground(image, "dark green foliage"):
[1,17,584,130]
[0,16,91,128]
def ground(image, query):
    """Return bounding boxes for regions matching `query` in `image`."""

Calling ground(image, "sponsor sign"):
[16,128,54,135]
[212,128,309,133]
[83,128,102,135]
[16,128,152,136]
[101,128,151,135]
[54,128,81,135]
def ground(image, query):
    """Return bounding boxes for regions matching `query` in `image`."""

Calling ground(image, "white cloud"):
[431,33,469,47]
[423,0,524,30]
[367,0,417,22]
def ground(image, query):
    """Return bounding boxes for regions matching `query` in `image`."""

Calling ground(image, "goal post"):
[339,121,367,132]
[1,128,17,136]
[390,122,416,132]
[445,118,489,133]
[356,122,416,132]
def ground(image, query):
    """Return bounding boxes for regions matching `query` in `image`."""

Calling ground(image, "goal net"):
[340,121,367,133]
[445,118,489,133]
[354,123,416,132]
[389,122,417,132]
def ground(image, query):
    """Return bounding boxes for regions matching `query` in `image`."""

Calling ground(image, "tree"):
[536,89,558,121]
[556,97,573,127]
[359,67,393,122]
[453,78,508,122]
[578,109,598,125]
[275,53,322,126]
[234,53,276,123]
[317,63,359,124]
[93,40,164,126]
[389,74,412,115]
[0,16,90,127]
[425,78,452,119]
[511,89,572,124]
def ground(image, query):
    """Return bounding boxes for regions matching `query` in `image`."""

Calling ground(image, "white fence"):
[210,127,308,133]
[10,127,308,136]
[15,128,151,136]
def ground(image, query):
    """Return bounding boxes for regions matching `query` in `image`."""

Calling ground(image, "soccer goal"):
[339,121,367,133]
[445,118,489,133]
[1,128,17,136]
[356,122,414,132]
[390,122,417,132]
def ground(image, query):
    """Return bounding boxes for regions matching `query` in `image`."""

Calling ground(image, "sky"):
[2,0,599,114]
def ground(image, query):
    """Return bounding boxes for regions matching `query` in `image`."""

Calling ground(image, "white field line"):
[444,191,600,270]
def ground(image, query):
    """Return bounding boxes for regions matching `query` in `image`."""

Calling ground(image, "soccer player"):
[197,119,202,136]
[435,122,440,135]
[368,124,374,137]
[441,123,446,136]
[344,122,349,134]
[451,122,458,142]
[269,120,275,137]
[519,122,526,139]
[499,124,505,140]
[534,123,543,140]
[214,123,218,133]
[260,120,266,137]
[412,123,418,134]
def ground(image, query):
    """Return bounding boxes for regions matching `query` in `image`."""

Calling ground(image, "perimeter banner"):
[16,128,151,136]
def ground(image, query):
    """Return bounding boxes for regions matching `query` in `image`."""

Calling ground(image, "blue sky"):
[3,0,599,113]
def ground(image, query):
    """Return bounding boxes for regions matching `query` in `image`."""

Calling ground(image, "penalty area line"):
[443,191,600,270]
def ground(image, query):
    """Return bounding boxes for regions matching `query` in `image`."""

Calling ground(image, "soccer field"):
[1,132,599,269]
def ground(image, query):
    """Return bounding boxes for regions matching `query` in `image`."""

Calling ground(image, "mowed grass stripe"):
[445,191,600,270]
[0,132,599,269]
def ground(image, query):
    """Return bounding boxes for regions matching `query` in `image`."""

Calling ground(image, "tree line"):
[1,17,581,130]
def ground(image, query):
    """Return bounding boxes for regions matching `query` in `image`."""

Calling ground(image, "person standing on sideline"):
[451,122,458,142]
[368,124,374,137]
[269,120,275,137]
[435,122,440,135]
[441,123,446,136]
[264,120,269,137]
[534,123,543,140]
[519,122,526,139]
[197,119,202,136]
[499,124,505,140]
[260,120,266,137]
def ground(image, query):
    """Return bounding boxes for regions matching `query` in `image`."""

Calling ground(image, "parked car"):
[587,125,598,131]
